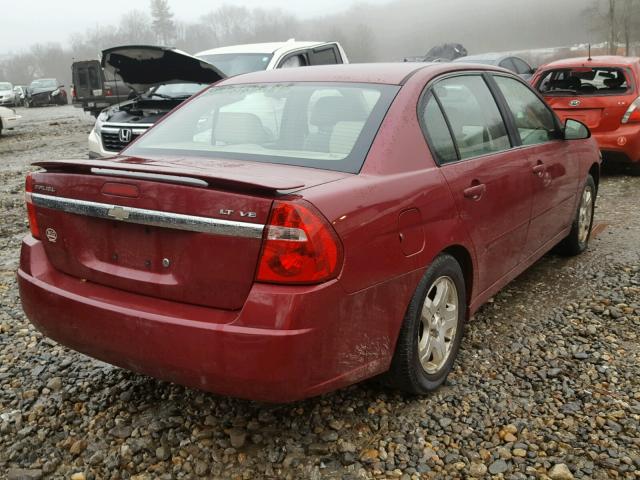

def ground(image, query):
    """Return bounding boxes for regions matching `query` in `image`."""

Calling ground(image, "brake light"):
[622,97,640,123]
[25,173,40,239]
[71,86,76,99]
[256,201,343,284]
[104,87,113,97]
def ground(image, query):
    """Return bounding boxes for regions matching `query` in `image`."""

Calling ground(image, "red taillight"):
[25,173,40,239]
[622,97,640,123]
[256,201,343,284]
[71,86,76,99]
[104,87,113,97]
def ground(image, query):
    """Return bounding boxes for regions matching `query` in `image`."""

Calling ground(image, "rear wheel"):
[558,174,596,256]
[383,254,466,394]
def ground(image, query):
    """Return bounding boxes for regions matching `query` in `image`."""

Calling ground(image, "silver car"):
[0,82,16,106]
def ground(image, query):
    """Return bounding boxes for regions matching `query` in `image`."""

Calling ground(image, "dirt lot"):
[0,106,639,480]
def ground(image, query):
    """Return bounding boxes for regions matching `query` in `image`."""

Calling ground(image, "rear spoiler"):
[33,159,305,192]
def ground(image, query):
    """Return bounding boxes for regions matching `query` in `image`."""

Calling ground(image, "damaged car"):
[25,78,67,107]
[88,45,224,158]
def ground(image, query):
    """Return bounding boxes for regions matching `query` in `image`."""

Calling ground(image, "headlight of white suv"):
[94,110,110,133]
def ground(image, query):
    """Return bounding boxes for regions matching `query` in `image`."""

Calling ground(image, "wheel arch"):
[589,162,600,193]
[441,244,474,314]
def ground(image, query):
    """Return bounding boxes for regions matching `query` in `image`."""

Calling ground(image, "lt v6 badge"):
[219,209,257,218]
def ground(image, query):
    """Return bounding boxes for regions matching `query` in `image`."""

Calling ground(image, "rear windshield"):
[537,67,633,96]
[125,82,400,174]
[197,53,273,76]
[0,82,12,90]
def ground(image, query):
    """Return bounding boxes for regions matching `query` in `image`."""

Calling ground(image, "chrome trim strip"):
[91,168,209,187]
[31,193,265,239]
[101,127,148,135]
[102,123,154,128]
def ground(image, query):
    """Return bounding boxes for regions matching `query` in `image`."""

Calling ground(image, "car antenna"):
[588,43,592,61]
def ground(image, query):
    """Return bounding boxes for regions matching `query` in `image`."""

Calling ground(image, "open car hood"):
[101,45,226,93]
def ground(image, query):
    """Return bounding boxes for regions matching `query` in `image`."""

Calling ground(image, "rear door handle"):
[463,183,486,200]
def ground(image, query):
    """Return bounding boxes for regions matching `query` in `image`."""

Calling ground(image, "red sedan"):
[19,63,600,402]
[533,55,640,174]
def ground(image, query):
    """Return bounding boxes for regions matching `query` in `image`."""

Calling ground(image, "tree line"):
[2,0,637,89]
[0,0,375,88]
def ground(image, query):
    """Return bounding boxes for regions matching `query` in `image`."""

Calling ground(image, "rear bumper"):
[592,124,640,164]
[18,236,403,402]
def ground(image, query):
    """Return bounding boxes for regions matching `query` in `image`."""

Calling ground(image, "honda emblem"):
[118,128,133,143]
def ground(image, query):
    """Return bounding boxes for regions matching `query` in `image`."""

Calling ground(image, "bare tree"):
[119,10,155,45]
[607,0,617,54]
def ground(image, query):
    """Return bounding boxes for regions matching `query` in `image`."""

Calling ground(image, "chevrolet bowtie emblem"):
[107,206,130,221]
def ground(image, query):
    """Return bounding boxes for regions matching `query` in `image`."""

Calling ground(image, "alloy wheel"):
[578,185,594,244]
[418,276,459,374]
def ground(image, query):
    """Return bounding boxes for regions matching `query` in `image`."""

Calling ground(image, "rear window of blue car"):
[125,82,400,174]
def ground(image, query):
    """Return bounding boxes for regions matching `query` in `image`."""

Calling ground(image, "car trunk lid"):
[29,157,349,311]
[543,94,638,133]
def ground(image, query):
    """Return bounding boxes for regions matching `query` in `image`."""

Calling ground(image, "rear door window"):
[310,45,341,65]
[512,58,532,75]
[432,75,511,160]
[494,75,558,146]
[420,94,458,164]
[88,67,101,90]
[499,58,517,73]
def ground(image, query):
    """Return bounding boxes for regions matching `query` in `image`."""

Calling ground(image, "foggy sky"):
[1,0,389,55]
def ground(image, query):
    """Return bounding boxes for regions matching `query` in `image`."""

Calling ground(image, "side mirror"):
[564,118,590,140]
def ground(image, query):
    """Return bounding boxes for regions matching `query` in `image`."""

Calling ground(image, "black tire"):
[558,174,596,256]
[383,253,466,394]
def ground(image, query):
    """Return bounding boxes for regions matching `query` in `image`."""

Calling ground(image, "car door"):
[491,74,581,254]
[71,60,103,101]
[421,74,532,294]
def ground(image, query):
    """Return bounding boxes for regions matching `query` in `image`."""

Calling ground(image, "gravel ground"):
[0,106,639,480]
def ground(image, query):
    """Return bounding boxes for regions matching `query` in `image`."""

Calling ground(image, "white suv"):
[88,40,348,158]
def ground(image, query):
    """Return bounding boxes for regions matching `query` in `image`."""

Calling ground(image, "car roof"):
[196,41,328,56]
[540,55,640,69]
[454,52,508,63]
[217,62,507,86]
